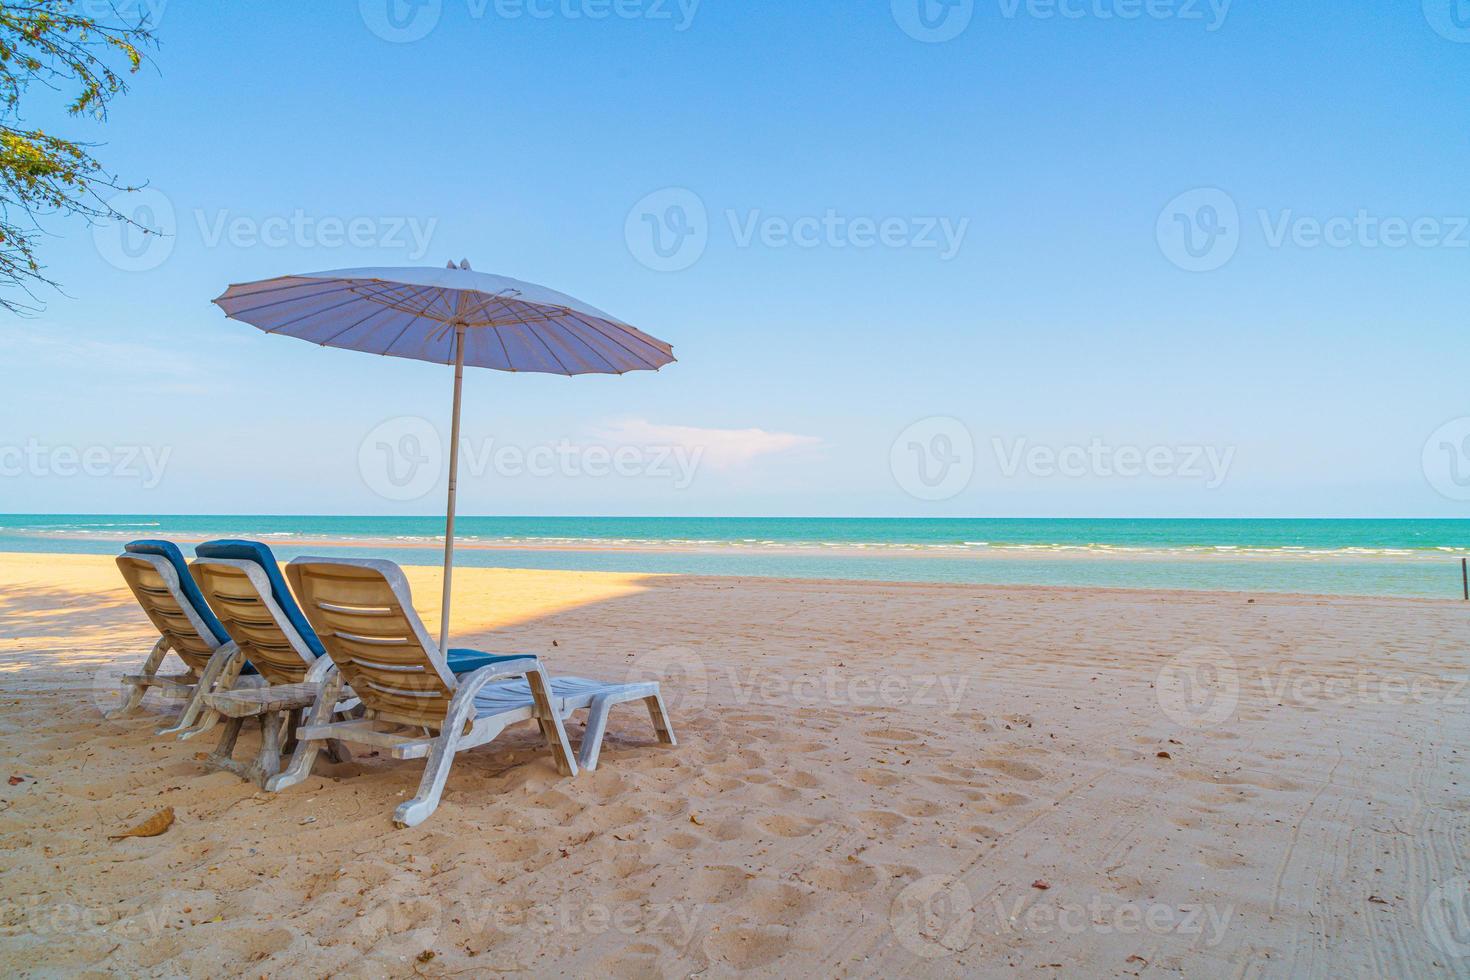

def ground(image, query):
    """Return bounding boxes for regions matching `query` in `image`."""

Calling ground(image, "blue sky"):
[3,0,1468,517]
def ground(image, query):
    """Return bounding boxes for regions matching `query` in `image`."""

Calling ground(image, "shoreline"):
[5,549,1462,605]
[3,528,1467,562]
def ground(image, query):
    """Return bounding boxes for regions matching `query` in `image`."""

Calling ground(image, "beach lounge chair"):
[110,540,258,733]
[186,539,360,785]
[270,557,676,827]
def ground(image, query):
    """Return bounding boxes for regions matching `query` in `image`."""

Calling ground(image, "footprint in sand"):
[597,942,667,980]
[977,758,1045,781]
[786,771,822,790]
[702,922,793,970]
[690,865,755,904]
[799,860,880,893]
[899,799,943,818]
[857,809,908,832]
[759,814,822,838]
[857,768,902,788]
[863,728,925,743]
[743,882,816,923]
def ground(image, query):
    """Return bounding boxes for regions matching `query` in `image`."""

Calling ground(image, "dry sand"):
[2,552,1469,977]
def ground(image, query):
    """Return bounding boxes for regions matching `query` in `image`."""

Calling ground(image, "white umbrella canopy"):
[214,262,675,374]
[213,261,675,650]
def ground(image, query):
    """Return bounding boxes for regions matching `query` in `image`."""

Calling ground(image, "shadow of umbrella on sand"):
[213,260,676,649]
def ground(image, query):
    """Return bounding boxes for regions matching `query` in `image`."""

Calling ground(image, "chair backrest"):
[190,557,318,686]
[286,557,458,728]
[115,550,224,674]
[194,540,325,658]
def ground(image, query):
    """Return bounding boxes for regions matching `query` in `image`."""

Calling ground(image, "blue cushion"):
[445,649,530,675]
[195,539,326,659]
[125,540,231,645]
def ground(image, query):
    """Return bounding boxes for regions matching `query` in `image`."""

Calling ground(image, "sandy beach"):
[2,552,1469,977]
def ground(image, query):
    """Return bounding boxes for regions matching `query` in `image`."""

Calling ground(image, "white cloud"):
[592,418,822,469]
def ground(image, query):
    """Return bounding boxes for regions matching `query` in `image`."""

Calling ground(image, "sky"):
[2,0,1468,518]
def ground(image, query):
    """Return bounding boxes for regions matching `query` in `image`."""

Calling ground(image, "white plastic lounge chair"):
[111,540,258,733]
[269,557,675,827]
[189,541,361,785]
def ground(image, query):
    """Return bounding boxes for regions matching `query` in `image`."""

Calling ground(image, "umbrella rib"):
[563,310,671,367]
[519,321,576,376]
[544,319,622,374]
[381,289,450,357]
[490,316,515,370]
[315,284,441,348]
[220,282,362,319]
[217,276,355,300]
[253,283,407,333]
[255,279,408,333]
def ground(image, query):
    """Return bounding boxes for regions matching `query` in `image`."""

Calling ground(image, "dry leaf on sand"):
[108,807,174,841]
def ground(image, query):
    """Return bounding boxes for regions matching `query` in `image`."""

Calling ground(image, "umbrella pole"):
[439,323,466,653]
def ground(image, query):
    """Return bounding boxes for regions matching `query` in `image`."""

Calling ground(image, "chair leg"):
[578,698,613,772]
[281,708,302,755]
[104,638,168,719]
[264,672,342,793]
[207,717,245,771]
[645,692,677,746]
[525,666,578,778]
[159,643,241,736]
[394,728,463,828]
[242,711,284,789]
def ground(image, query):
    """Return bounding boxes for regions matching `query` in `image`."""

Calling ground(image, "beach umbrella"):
[213,261,675,650]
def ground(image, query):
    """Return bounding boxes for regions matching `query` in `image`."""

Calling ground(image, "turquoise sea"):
[2,515,1468,599]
